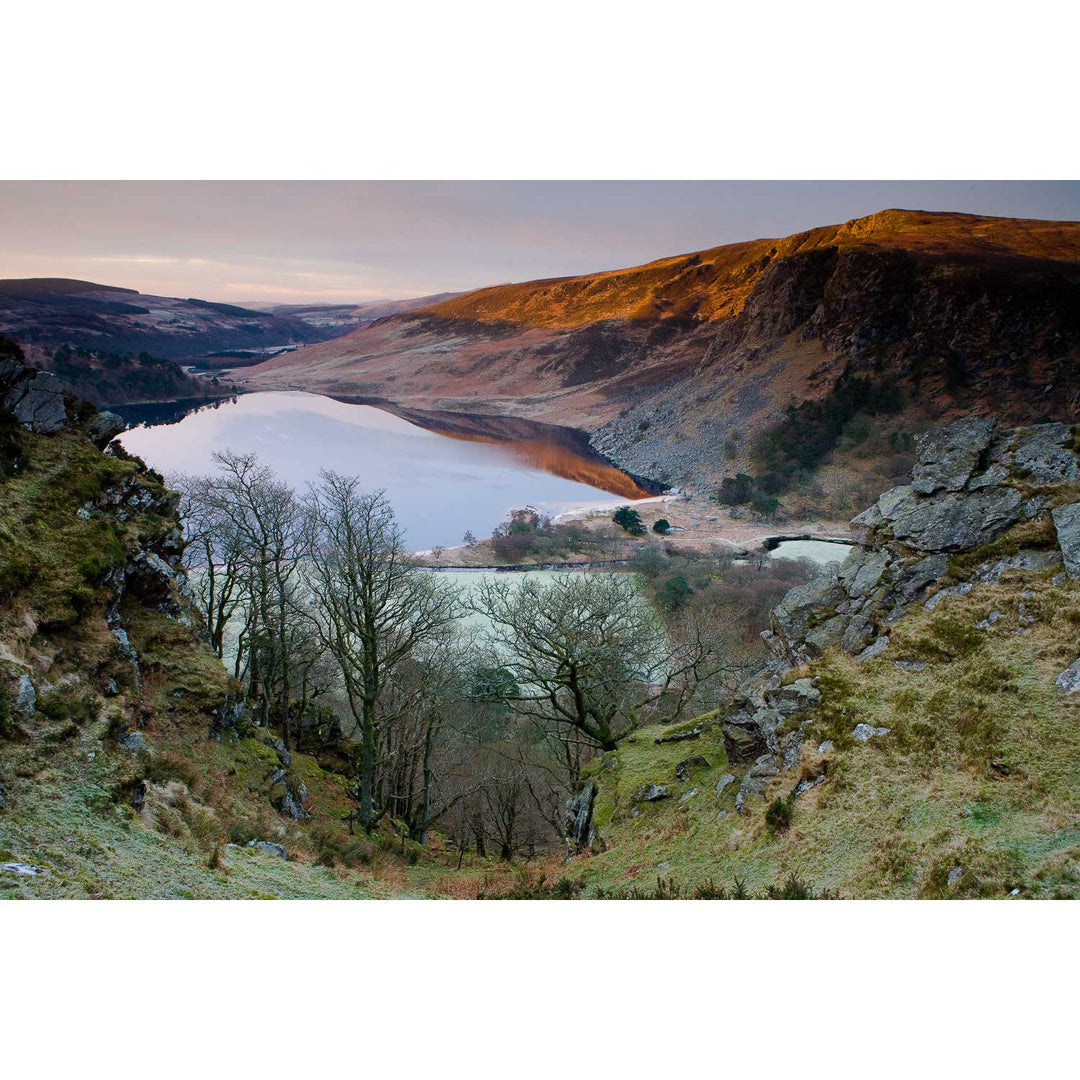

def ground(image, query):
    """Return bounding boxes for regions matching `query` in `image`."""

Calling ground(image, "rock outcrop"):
[707,417,1078,813]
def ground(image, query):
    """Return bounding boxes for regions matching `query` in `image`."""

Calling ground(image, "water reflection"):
[117,391,647,551]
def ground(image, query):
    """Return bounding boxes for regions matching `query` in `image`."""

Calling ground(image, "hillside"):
[0,277,335,360]
[3,352,1078,898]
[0,359,513,898]
[241,209,1080,490]
[548,418,1080,899]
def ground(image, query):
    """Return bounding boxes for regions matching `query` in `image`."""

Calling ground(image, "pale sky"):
[1,181,1078,305]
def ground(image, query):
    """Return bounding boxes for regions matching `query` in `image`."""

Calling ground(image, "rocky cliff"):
[562,417,1080,898]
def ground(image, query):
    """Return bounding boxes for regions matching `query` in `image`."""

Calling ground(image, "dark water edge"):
[109,395,242,430]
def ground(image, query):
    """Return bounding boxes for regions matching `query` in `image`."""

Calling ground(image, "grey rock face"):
[1052,503,1080,579]
[890,487,1024,551]
[895,554,951,602]
[966,464,1010,490]
[2,369,71,433]
[715,773,736,797]
[771,569,846,646]
[1013,423,1079,485]
[911,417,994,494]
[765,678,820,715]
[1055,658,1080,694]
[86,410,126,447]
[636,784,669,802]
[116,730,148,753]
[947,865,963,888]
[1,861,42,876]
[838,548,890,599]
[674,754,710,782]
[969,549,1062,584]
[856,635,889,662]
[852,723,890,742]
[247,840,288,860]
[15,674,36,713]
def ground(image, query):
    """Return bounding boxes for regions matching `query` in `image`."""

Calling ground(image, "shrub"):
[765,796,793,834]
[652,518,671,535]
[612,506,646,535]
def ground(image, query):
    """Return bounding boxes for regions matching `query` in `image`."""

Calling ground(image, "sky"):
[1,181,1078,306]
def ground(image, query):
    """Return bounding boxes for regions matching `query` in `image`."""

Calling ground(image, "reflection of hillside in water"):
[451,433,653,500]
[112,395,240,430]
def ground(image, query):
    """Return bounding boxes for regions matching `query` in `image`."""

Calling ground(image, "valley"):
[2,204,1079,900]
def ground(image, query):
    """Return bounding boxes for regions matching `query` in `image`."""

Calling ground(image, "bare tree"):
[470,573,732,753]
[302,474,461,832]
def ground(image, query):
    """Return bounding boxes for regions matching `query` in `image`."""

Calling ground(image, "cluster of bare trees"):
[176,452,752,858]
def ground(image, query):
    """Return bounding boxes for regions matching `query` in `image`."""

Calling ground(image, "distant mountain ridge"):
[0,277,332,360]
[237,291,465,335]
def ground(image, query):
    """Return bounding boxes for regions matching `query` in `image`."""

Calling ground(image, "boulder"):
[674,754,710,782]
[721,711,766,762]
[890,487,1024,551]
[1055,658,1080,695]
[86,410,126,448]
[247,840,289,860]
[856,635,889,662]
[852,723,890,742]
[715,773,736,797]
[1052,503,1080,579]
[771,569,846,647]
[765,678,820,715]
[911,417,994,494]
[1012,423,1079,485]
[116,730,148,754]
[792,774,826,798]
[15,674,36,713]
[566,778,597,850]
[636,784,669,802]
[2,369,71,433]
[1,861,42,876]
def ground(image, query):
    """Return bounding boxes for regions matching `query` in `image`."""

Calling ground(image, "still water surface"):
[117,391,635,550]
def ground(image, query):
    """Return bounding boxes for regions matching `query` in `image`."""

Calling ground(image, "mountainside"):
[0,278,335,360]
[550,418,1080,899]
[240,292,464,335]
[241,210,1080,488]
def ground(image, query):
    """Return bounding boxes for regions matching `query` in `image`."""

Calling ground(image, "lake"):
[116,391,645,551]
[767,539,850,566]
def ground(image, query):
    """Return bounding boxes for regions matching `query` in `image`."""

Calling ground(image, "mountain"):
[0,278,336,360]
[241,210,1080,488]
[238,292,464,336]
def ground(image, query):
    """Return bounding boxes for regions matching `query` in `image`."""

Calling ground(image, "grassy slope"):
[559,537,1080,899]
[423,210,1080,330]
[0,426,532,899]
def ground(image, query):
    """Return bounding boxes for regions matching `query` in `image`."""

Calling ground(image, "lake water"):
[768,539,850,566]
[116,391,639,551]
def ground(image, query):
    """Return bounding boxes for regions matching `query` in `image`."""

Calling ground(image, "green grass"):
[558,562,1080,899]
